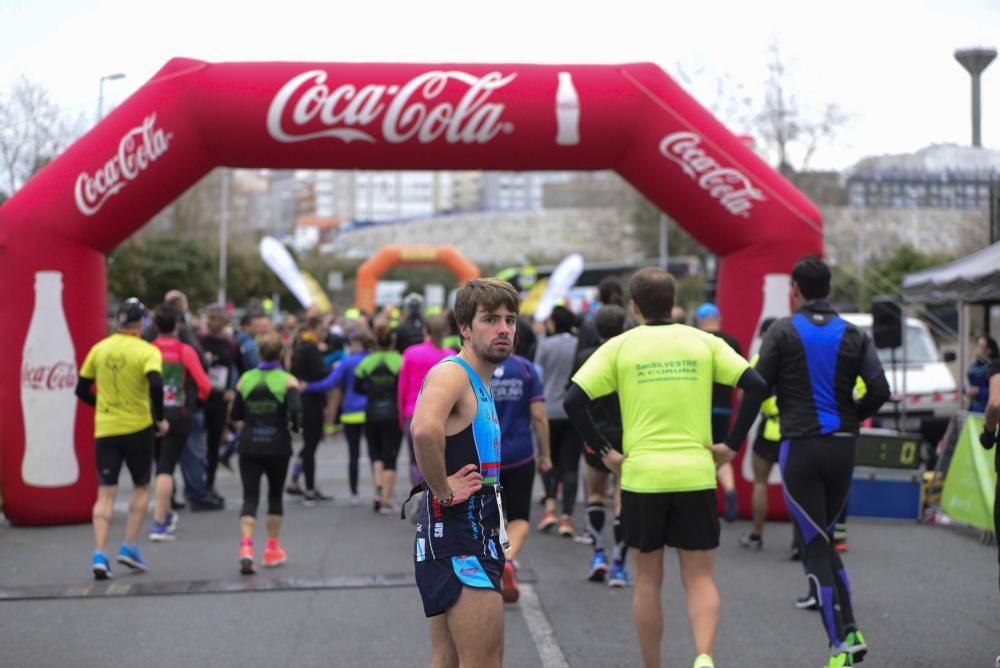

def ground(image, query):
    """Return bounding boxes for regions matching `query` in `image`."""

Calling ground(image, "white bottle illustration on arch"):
[555,72,580,146]
[20,271,80,487]
[742,273,790,485]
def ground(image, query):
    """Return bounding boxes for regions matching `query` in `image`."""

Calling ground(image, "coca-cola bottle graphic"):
[555,72,580,146]
[20,271,79,487]
[742,273,790,485]
[748,273,791,359]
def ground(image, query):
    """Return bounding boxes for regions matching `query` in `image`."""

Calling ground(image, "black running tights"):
[240,453,291,517]
[298,393,326,490]
[780,436,857,648]
[542,419,583,517]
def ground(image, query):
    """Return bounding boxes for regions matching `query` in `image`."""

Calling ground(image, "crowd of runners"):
[74,257,1000,668]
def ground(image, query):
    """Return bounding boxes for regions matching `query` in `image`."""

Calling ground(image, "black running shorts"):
[752,435,781,465]
[500,459,535,523]
[622,489,719,552]
[154,417,191,476]
[582,441,623,474]
[95,427,154,487]
[414,554,503,617]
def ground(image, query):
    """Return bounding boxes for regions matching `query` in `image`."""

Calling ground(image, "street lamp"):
[97,72,126,122]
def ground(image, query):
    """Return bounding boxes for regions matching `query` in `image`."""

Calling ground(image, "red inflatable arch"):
[0,59,821,525]
[355,245,480,313]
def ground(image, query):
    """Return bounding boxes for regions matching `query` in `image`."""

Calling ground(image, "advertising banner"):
[941,414,996,531]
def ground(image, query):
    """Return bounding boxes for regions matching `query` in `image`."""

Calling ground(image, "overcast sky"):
[2,0,997,171]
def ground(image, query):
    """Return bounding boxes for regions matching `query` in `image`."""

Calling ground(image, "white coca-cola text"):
[75,114,172,216]
[267,70,516,145]
[21,362,78,391]
[659,132,766,218]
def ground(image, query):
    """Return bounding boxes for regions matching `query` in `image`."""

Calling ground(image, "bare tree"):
[0,77,83,198]
[675,42,847,179]
[755,42,847,177]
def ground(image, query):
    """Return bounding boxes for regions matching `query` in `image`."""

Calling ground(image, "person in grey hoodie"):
[534,305,583,537]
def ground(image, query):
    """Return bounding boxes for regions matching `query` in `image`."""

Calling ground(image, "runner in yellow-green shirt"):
[76,298,168,580]
[564,268,767,668]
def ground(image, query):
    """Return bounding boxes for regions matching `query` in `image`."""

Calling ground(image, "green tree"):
[224,248,287,307]
[107,236,216,307]
[860,244,953,310]
[675,274,706,315]
[106,238,149,304]
[830,264,862,309]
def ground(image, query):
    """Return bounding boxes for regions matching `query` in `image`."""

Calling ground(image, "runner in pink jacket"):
[398,316,452,487]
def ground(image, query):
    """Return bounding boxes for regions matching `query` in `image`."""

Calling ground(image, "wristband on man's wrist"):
[435,489,455,506]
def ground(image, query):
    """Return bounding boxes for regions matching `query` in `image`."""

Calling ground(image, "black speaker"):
[871,297,902,349]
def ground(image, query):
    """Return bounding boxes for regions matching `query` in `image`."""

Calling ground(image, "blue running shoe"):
[608,562,632,588]
[588,549,609,582]
[165,510,179,533]
[149,521,176,542]
[116,544,148,572]
[92,551,113,580]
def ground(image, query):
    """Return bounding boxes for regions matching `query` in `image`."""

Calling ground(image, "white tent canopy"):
[902,241,1000,304]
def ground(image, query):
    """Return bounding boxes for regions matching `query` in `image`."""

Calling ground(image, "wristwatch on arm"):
[435,489,456,506]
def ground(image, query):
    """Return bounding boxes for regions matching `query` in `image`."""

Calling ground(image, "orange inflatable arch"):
[355,245,480,313]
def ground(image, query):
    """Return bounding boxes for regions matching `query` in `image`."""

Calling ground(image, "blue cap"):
[695,303,720,320]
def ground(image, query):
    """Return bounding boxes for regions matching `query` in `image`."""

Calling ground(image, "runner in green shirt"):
[564,267,766,668]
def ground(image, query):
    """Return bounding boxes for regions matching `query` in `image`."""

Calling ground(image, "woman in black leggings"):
[304,329,375,505]
[289,316,331,503]
[232,333,302,575]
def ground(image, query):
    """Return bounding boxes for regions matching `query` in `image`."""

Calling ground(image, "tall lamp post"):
[97,72,126,121]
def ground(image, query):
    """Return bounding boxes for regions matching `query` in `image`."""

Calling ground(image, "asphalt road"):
[1,432,997,667]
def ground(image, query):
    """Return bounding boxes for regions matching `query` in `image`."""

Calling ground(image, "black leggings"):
[542,419,583,517]
[298,393,326,490]
[366,419,402,471]
[154,416,191,476]
[780,436,857,647]
[501,459,536,522]
[343,423,364,495]
[204,397,227,490]
[240,453,291,517]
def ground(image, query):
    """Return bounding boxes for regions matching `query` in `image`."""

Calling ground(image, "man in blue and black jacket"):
[978,358,999,593]
[754,256,890,668]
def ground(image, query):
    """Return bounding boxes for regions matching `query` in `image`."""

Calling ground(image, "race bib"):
[495,487,511,553]
[208,366,228,391]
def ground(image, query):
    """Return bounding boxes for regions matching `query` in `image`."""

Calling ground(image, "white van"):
[841,313,959,443]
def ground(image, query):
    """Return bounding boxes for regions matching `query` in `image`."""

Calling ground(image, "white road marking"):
[518,583,570,668]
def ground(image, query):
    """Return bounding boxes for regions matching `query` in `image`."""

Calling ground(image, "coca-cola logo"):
[267,70,517,145]
[22,362,78,391]
[659,132,766,218]
[75,114,173,216]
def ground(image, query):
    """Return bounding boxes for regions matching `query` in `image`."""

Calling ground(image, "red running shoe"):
[262,538,287,568]
[239,541,255,575]
[501,560,520,603]
[537,511,558,532]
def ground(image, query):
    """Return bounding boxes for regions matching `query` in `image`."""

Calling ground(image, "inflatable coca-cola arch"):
[0,59,821,525]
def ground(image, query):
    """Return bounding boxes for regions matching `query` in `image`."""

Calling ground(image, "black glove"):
[980,427,998,450]
[289,412,302,434]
